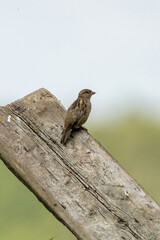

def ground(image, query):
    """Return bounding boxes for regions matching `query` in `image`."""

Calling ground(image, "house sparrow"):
[61,89,96,145]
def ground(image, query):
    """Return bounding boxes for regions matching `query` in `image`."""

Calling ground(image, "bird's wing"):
[64,99,85,129]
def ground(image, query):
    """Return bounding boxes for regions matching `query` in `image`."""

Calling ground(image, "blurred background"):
[0,0,160,239]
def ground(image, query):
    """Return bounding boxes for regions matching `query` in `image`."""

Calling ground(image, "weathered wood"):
[0,88,160,240]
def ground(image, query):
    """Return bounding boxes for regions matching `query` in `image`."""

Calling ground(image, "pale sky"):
[0,0,160,121]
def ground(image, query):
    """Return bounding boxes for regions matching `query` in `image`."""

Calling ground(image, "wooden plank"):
[0,88,160,240]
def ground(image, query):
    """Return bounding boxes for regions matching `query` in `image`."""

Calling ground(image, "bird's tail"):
[60,129,72,145]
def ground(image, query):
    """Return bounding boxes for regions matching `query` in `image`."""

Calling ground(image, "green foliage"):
[0,113,160,239]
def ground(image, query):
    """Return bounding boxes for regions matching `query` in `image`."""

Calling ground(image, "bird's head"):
[78,89,96,99]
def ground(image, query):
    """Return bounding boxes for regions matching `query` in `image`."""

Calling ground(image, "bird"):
[61,89,96,145]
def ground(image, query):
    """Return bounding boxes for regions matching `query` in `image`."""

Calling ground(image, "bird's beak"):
[91,91,96,95]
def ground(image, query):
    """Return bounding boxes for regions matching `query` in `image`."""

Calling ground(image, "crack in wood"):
[97,208,107,220]
[45,167,58,182]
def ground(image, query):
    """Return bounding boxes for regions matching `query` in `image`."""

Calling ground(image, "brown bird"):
[61,89,96,145]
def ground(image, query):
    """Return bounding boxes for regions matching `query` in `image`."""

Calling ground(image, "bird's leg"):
[71,126,88,139]
[79,126,88,132]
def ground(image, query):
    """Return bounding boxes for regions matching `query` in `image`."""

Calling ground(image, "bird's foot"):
[79,126,88,132]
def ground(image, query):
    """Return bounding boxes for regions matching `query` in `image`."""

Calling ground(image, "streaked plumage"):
[61,89,95,145]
